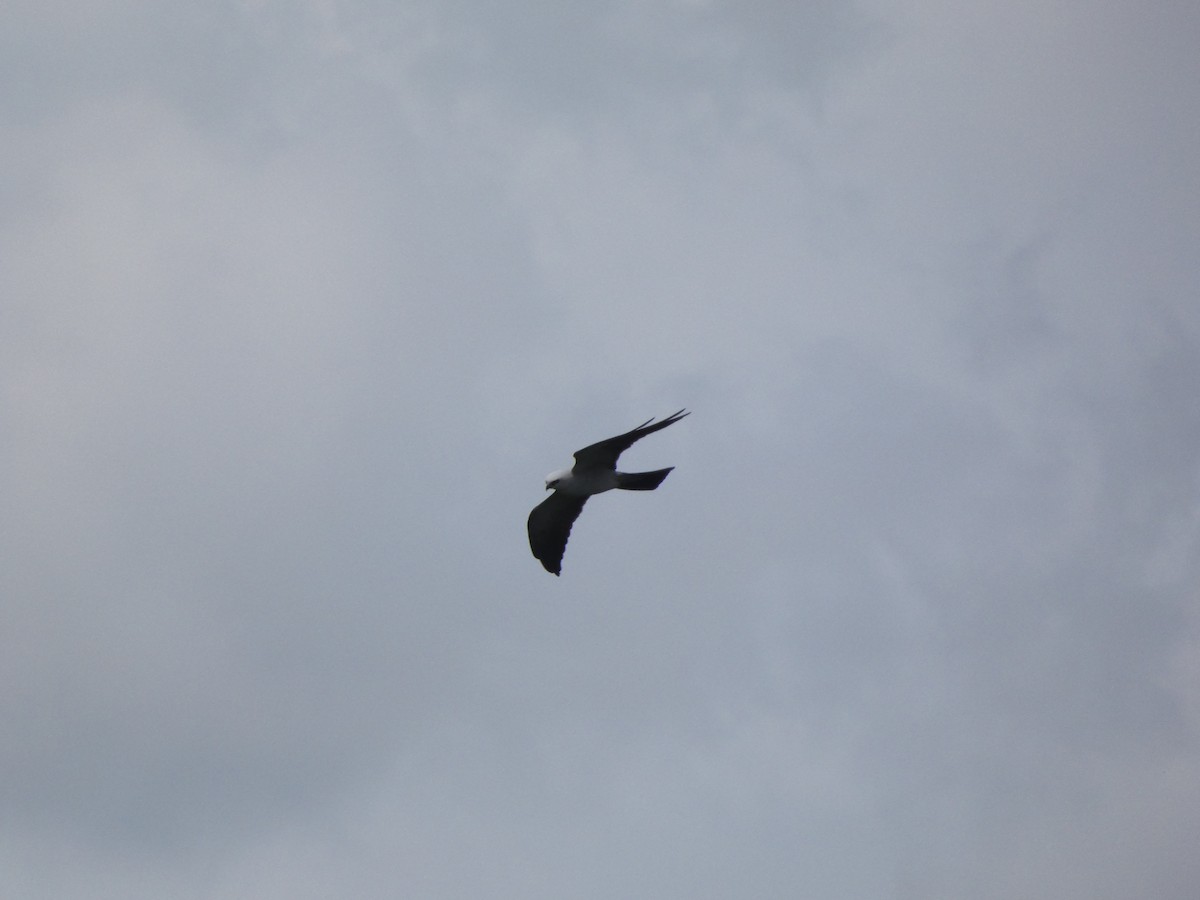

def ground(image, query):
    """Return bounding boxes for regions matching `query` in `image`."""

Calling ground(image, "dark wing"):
[572,409,690,473]
[527,491,589,576]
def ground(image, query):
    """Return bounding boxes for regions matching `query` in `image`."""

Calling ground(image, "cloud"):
[2,1,1198,898]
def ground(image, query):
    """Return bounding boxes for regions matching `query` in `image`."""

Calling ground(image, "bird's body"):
[527,409,689,575]
[542,467,619,496]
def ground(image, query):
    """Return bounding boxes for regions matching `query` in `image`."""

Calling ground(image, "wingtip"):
[639,408,690,429]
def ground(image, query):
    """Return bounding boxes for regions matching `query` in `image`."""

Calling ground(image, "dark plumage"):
[527,410,689,575]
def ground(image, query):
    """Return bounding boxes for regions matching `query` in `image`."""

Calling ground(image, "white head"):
[544,468,572,490]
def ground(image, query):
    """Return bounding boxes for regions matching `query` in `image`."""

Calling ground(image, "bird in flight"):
[527,409,690,575]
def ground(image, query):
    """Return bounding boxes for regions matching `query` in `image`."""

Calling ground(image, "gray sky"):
[3,1,1198,897]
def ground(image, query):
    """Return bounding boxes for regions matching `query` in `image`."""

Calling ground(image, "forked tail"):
[615,467,674,491]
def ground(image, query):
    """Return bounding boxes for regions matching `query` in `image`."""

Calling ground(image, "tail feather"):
[616,467,673,491]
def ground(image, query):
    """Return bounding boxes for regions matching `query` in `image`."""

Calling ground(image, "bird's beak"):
[545,484,553,491]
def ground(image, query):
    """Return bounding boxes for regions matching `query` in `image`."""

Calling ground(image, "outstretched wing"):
[572,409,689,473]
[527,491,589,576]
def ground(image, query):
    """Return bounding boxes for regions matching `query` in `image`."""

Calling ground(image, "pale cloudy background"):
[3,1,1198,897]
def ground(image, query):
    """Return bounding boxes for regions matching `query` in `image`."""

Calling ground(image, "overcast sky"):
[3,1,1199,897]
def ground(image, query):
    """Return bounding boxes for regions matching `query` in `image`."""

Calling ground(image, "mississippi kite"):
[527,409,690,575]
